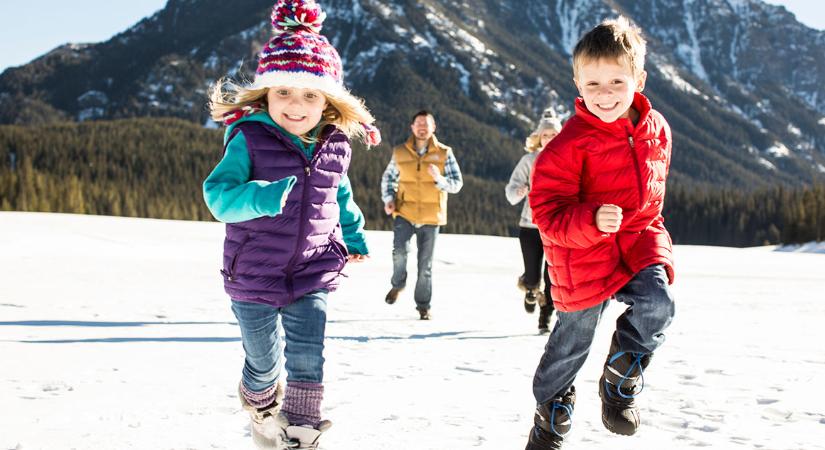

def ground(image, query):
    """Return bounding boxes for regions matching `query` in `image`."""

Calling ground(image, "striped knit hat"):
[251,0,344,97]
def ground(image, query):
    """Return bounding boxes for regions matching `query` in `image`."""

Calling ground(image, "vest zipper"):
[223,234,250,282]
[416,149,422,219]
[284,132,331,302]
[285,159,315,302]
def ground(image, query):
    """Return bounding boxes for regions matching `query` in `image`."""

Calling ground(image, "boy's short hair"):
[572,16,647,79]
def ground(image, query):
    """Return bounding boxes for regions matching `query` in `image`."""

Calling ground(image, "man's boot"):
[525,386,576,450]
[385,287,403,304]
[599,338,652,435]
[238,383,289,450]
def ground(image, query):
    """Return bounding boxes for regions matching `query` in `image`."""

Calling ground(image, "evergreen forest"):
[0,118,822,247]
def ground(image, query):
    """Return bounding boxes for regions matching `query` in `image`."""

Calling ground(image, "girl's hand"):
[516,186,529,197]
[347,254,369,263]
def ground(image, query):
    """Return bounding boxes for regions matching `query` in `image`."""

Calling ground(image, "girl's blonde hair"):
[524,115,563,153]
[208,78,376,142]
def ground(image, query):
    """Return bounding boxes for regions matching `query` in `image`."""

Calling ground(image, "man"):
[381,110,463,320]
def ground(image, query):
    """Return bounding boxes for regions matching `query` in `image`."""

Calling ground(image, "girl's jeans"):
[231,289,328,393]
[532,264,675,404]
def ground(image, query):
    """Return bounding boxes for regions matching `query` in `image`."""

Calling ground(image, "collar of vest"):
[226,112,342,152]
[404,135,446,155]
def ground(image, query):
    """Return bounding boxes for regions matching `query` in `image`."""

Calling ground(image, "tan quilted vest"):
[392,135,451,225]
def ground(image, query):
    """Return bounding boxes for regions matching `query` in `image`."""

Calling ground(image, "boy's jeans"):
[391,216,439,311]
[231,290,328,393]
[533,264,675,404]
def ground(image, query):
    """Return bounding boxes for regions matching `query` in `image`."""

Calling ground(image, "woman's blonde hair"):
[524,115,562,153]
[208,78,376,142]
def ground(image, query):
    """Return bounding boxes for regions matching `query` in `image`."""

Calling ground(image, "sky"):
[0,0,823,73]
[0,1,168,72]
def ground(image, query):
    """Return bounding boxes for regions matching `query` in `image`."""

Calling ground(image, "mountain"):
[1,0,824,188]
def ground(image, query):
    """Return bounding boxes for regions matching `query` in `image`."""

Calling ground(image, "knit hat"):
[250,0,345,98]
[535,107,563,133]
[524,107,563,152]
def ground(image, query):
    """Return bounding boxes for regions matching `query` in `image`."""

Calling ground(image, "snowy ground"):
[1,212,824,450]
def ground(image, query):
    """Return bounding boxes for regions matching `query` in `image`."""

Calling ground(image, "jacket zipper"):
[627,135,644,209]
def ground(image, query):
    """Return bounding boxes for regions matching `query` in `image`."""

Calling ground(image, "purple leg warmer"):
[241,382,280,409]
[283,381,324,427]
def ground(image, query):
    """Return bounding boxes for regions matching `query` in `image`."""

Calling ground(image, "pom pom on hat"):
[252,0,343,95]
[271,0,327,35]
[536,107,562,132]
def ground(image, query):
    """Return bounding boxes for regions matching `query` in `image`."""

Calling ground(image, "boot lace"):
[605,351,646,400]
[549,401,573,437]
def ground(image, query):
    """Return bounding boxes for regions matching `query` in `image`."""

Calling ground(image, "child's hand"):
[384,201,395,215]
[347,254,369,263]
[427,164,442,181]
[596,204,623,233]
[516,186,529,197]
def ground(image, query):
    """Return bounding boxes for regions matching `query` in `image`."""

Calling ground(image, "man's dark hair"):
[412,110,435,123]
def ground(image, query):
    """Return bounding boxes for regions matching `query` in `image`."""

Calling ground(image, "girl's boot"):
[285,421,333,449]
[282,382,331,449]
[239,382,289,449]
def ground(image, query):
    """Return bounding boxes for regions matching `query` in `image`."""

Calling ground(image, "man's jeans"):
[391,216,439,311]
[231,290,328,393]
[532,264,675,404]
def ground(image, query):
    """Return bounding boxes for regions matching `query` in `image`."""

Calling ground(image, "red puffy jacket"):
[529,92,674,312]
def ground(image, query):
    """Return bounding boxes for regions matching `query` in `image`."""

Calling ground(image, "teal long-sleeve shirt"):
[203,125,369,255]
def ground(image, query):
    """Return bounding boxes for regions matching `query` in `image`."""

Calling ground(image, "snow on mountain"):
[1,212,824,449]
[1,0,825,184]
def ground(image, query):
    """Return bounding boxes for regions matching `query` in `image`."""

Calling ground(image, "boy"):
[525,17,676,450]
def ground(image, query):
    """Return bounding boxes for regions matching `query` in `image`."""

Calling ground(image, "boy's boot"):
[599,337,652,436]
[537,304,553,334]
[238,382,289,450]
[525,386,576,450]
[285,421,332,449]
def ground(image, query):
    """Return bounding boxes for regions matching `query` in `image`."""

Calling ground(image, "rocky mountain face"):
[1,0,823,187]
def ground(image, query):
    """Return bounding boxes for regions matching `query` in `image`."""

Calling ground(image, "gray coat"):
[505,151,540,229]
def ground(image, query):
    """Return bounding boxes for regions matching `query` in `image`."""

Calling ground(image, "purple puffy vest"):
[221,121,350,307]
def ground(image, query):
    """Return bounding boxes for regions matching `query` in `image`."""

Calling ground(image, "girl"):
[203,1,380,448]
[505,111,562,334]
